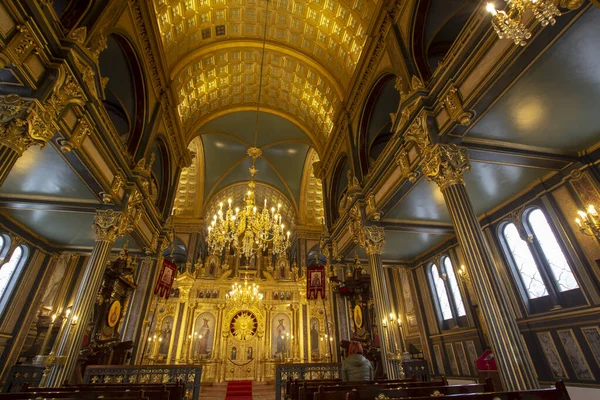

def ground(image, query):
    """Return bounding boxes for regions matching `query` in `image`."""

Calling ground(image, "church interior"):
[0,0,599,399]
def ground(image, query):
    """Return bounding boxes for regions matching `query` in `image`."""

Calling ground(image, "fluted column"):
[359,226,398,379]
[421,144,538,390]
[0,95,55,187]
[44,210,125,386]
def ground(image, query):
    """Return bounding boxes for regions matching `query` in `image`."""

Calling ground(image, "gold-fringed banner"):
[307,265,325,299]
[154,259,177,299]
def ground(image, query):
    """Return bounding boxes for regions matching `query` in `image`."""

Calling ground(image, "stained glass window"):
[528,209,579,292]
[444,257,466,317]
[503,223,548,299]
[431,264,452,320]
[0,246,23,299]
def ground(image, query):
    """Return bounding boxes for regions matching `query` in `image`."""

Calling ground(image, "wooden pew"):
[0,391,147,400]
[300,379,446,400]
[288,378,419,400]
[378,381,571,400]
[17,381,185,400]
[339,383,490,400]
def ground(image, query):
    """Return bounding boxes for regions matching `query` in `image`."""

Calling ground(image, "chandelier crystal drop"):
[226,273,264,309]
[486,1,561,46]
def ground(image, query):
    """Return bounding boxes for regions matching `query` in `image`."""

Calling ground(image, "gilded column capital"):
[0,25,37,69]
[92,210,124,242]
[421,144,471,191]
[358,225,385,255]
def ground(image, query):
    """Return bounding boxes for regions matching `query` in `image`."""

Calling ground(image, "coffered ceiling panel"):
[174,47,341,137]
[154,0,378,85]
[467,7,600,152]
[0,144,98,202]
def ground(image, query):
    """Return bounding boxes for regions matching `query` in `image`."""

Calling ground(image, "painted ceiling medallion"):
[230,310,258,340]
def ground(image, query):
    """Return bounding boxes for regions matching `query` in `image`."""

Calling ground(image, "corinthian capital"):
[358,225,385,255]
[0,95,55,154]
[421,144,470,191]
[93,210,124,242]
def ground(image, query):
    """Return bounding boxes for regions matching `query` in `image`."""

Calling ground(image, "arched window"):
[502,223,548,299]
[527,209,578,292]
[443,257,466,317]
[500,207,582,312]
[430,264,453,320]
[0,246,23,299]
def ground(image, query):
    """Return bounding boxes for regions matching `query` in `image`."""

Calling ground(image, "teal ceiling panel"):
[0,145,97,201]
[201,134,249,199]
[262,142,310,204]
[468,7,600,152]
[355,231,452,262]
[199,111,310,147]
[386,179,451,223]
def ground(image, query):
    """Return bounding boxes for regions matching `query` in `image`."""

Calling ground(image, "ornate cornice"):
[421,144,471,191]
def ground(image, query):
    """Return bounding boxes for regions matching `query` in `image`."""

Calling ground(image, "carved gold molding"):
[421,144,471,191]
[441,85,474,127]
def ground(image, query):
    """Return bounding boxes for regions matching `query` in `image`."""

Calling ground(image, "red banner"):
[307,265,325,300]
[154,259,177,299]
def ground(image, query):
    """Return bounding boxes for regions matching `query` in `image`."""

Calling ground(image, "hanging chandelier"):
[205,0,292,260]
[226,272,264,308]
[486,1,561,46]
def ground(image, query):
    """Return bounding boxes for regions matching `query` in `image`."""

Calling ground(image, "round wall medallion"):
[230,311,258,340]
[107,300,121,328]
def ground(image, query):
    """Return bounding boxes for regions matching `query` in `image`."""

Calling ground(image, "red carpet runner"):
[225,381,253,400]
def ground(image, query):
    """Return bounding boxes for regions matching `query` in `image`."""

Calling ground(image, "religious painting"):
[107,300,121,328]
[205,255,219,277]
[582,326,600,368]
[277,258,289,279]
[307,265,325,299]
[353,305,363,329]
[192,312,215,359]
[557,329,595,380]
[310,318,320,359]
[41,253,69,308]
[272,313,291,358]
[157,316,174,360]
[537,331,568,379]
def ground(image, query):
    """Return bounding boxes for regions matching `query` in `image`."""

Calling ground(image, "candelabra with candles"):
[576,205,600,243]
[382,313,407,378]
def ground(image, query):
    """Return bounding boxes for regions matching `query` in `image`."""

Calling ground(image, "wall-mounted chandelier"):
[486,1,561,46]
[576,204,600,243]
[226,272,264,308]
[205,0,291,259]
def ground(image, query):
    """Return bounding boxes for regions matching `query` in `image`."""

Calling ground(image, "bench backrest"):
[336,384,488,400]
[299,379,446,400]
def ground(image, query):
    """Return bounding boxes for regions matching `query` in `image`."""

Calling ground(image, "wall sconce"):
[576,205,600,243]
[71,315,78,326]
[382,318,388,329]
[457,265,472,283]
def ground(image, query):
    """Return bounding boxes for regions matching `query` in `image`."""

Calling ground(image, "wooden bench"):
[378,381,570,400]
[288,378,420,400]
[0,391,147,400]
[338,383,490,400]
[300,379,446,400]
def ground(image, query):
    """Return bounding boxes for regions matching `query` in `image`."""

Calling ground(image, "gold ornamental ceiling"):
[153,0,381,137]
[174,47,341,137]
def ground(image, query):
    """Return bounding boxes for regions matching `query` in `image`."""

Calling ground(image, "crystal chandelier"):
[205,0,292,259]
[486,1,561,46]
[226,272,264,308]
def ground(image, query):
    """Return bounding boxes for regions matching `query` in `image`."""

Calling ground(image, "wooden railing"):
[275,363,341,400]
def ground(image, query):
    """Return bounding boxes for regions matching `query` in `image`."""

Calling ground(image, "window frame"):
[428,254,469,329]
[0,235,30,317]
[498,206,585,314]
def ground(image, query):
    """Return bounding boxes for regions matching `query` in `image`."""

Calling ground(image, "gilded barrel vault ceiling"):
[173,137,203,216]
[174,46,341,137]
[300,149,324,225]
[154,0,378,84]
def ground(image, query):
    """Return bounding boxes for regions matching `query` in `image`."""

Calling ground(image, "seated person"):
[342,341,374,381]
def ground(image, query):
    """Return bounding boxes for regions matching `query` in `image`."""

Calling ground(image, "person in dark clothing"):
[342,341,374,381]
